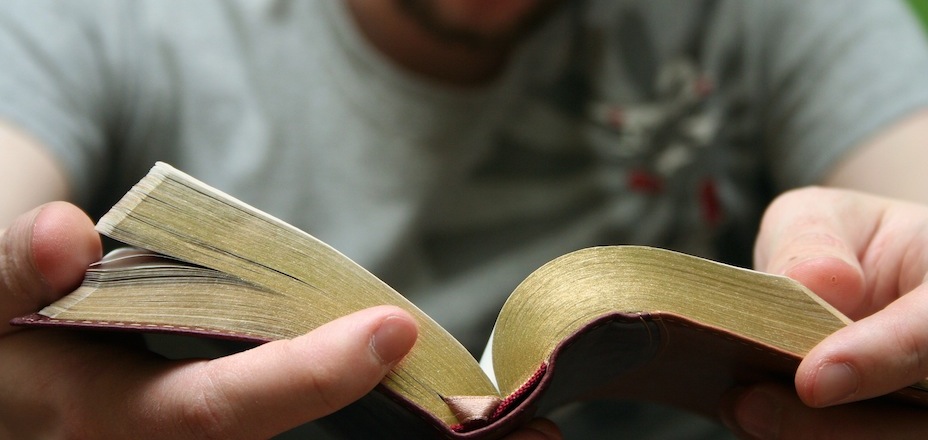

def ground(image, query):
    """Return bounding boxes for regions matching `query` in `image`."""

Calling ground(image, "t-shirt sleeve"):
[0,0,113,202]
[756,0,928,189]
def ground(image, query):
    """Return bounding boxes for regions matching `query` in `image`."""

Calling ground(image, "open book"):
[13,162,928,439]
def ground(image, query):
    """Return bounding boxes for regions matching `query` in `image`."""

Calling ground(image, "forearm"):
[0,120,69,227]
[824,108,928,205]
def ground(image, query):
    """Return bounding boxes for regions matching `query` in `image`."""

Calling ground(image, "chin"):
[398,0,561,47]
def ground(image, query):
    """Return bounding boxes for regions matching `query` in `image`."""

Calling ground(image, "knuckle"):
[891,323,928,378]
[176,370,239,440]
[767,186,829,213]
[304,367,343,415]
[280,338,353,416]
[0,227,37,299]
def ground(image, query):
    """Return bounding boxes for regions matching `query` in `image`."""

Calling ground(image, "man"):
[2,0,928,438]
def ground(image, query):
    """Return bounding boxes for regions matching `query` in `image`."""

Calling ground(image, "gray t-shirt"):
[3,0,928,438]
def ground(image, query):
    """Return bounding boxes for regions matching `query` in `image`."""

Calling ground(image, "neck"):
[345,0,515,86]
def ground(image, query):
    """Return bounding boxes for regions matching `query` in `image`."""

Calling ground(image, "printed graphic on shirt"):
[422,1,761,283]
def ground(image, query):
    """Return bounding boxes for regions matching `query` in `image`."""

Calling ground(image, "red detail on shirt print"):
[606,107,625,128]
[627,169,664,193]
[694,75,714,98]
[699,178,722,226]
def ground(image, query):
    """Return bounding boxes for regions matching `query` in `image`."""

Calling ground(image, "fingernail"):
[734,389,781,439]
[370,315,417,366]
[812,362,859,406]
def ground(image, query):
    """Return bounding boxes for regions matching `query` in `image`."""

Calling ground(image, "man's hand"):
[724,383,928,439]
[0,202,560,439]
[724,187,928,438]
[0,203,420,438]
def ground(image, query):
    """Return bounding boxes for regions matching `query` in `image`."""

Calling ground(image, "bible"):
[12,162,928,439]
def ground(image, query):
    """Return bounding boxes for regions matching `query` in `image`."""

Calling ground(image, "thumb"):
[754,188,867,318]
[0,202,101,334]
[796,288,928,408]
[138,306,419,439]
[756,189,928,407]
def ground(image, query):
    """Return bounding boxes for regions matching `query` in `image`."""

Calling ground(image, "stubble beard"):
[396,0,563,50]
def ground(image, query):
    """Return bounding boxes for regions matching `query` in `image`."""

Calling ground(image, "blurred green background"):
[912,0,928,29]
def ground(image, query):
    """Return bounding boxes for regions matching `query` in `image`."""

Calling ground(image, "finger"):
[0,329,156,438]
[133,306,418,439]
[0,202,101,333]
[503,418,562,440]
[754,187,867,318]
[796,284,928,407]
[723,383,928,440]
